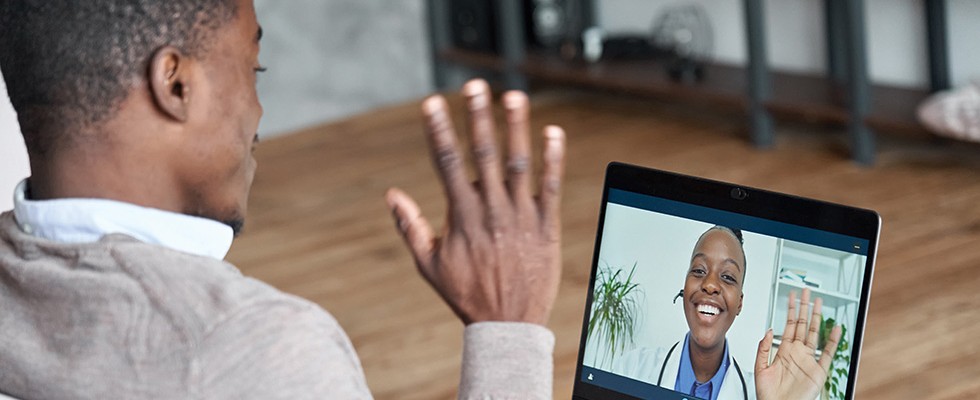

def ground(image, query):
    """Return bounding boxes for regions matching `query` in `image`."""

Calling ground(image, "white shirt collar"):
[12,179,233,260]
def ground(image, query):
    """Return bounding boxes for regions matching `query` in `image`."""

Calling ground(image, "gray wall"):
[0,74,30,211]
[254,0,433,137]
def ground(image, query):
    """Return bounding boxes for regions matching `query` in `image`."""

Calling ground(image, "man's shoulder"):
[0,217,365,397]
[1,216,338,338]
[105,236,339,336]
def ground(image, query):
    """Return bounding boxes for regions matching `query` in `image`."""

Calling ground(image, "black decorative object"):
[650,4,714,82]
[525,0,567,49]
[451,0,497,53]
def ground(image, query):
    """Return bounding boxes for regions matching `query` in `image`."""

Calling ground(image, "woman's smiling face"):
[683,228,745,352]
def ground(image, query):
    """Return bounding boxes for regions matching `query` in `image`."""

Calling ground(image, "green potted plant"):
[587,262,643,368]
[819,317,851,400]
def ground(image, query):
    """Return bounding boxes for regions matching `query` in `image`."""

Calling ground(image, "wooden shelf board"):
[519,50,748,110]
[767,72,850,124]
[439,48,947,143]
[439,48,508,72]
[777,279,860,309]
[866,85,933,139]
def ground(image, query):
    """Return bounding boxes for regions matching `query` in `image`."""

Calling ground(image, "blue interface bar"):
[608,189,869,255]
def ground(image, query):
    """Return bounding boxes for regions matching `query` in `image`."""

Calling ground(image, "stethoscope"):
[664,289,749,400]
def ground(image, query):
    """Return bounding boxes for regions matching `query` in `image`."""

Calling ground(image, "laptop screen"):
[575,165,877,400]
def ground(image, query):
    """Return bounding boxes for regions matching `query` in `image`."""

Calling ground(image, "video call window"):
[582,191,868,400]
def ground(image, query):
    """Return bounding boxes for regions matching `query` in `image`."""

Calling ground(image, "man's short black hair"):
[0,1,238,155]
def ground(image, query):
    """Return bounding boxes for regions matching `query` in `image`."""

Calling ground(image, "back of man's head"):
[0,1,237,156]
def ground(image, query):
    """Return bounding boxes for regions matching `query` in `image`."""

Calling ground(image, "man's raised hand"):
[385,79,566,326]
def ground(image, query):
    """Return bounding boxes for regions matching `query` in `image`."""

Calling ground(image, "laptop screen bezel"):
[572,162,880,400]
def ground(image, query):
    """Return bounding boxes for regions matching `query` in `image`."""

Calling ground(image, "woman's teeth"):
[697,304,721,315]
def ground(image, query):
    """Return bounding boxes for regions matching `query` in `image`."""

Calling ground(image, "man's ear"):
[148,46,193,122]
[737,293,743,316]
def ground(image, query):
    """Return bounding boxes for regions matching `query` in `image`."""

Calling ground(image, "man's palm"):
[386,80,566,326]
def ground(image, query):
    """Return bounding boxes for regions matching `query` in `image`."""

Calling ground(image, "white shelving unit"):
[766,239,864,333]
[764,239,866,399]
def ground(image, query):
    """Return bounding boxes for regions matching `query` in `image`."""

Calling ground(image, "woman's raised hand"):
[755,288,843,400]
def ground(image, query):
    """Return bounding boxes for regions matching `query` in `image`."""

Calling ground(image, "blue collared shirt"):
[675,332,730,400]
[11,179,233,260]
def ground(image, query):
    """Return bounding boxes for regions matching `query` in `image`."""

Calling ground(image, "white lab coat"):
[610,335,756,400]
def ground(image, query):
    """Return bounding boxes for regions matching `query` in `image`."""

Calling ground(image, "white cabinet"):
[765,239,865,399]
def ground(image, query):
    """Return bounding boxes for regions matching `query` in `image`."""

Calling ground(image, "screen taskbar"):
[580,366,704,400]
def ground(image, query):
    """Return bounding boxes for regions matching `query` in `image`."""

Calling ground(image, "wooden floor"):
[227,89,980,400]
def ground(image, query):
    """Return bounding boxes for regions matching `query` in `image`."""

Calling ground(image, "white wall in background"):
[947,0,980,88]
[254,0,432,137]
[598,0,980,89]
[0,74,30,212]
[236,0,980,139]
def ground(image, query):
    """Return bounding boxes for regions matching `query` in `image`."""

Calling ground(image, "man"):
[0,1,841,399]
[0,1,563,398]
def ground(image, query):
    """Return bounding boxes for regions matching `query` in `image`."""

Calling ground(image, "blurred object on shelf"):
[779,268,823,289]
[567,2,714,80]
[599,35,669,61]
[528,0,567,48]
[451,0,497,53]
[917,81,980,143]
[527,0,594,63]
[563,28,666,63]
[650,3,713,82]
[574,26,603,62]
[526,0,581,49]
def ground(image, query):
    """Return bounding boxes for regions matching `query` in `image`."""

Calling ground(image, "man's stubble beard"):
[223,217,245,237]
[188,189,247,237]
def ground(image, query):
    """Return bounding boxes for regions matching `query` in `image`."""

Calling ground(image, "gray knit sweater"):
[0,212,553,399]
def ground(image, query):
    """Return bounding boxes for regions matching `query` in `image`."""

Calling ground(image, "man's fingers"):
[794,288,812,342]
[385,188,436,278]
[755,328,774,373]
[502,90,533,206]
[422,95,477,210]
[806,296,823,350]
[538,125,566,239]
[463,79,507,206]
[818,324,843,371]
[783,290,798,341]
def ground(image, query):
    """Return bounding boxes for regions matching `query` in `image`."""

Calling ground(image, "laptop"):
[572,162,879,400]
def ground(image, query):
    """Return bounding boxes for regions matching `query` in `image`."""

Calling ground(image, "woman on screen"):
[613,225,754,399]
[671,225,751,399]
[610,225,845,400]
